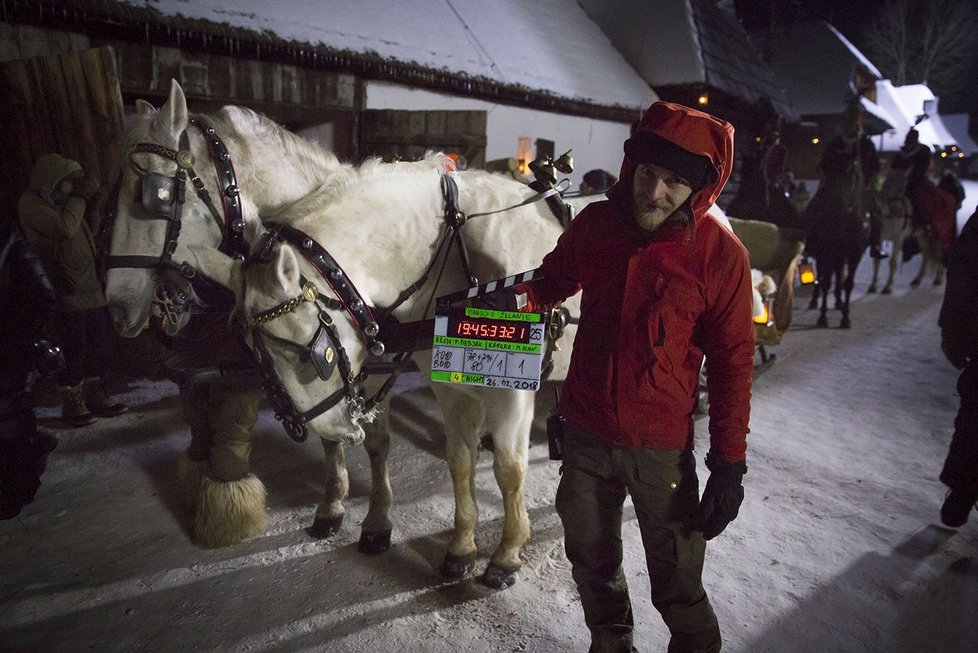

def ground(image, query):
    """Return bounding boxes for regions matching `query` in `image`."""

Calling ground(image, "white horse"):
[236,155,581,587]
[867,170,944,294]
[105,81,392,549]
[107,81,580,586]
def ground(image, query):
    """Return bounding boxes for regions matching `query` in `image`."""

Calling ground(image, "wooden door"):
[0,46,125,223]
[359,109,487,168]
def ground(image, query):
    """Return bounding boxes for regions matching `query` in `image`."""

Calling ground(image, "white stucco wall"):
[366,81,648,190]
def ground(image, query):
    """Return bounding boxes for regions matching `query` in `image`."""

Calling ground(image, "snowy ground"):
[2,185,976,652]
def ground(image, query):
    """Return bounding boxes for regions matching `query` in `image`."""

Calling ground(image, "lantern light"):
[698,93,709,106]
[811,137,820,145]
[753,295,774,326]
[799,256,815,285]
[940,151,948,158]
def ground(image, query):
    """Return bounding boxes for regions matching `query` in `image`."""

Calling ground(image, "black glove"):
[476,288,526,312]
[696,453,746,540]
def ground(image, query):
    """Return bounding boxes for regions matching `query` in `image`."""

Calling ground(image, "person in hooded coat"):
[522,101,755,652]
[17,153,126,427]
[938,208,978,527]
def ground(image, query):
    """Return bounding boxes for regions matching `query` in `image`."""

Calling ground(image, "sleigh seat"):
[726,217,806,350]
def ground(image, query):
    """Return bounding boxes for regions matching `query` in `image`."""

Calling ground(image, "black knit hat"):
[623,131,714,191]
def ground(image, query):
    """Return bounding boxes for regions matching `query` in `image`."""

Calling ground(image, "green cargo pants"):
[181,382,263,482]
[555,426,721,653]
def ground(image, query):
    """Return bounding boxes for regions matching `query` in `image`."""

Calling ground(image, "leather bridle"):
[105,117,249,328]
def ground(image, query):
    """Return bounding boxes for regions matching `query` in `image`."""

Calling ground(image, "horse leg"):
[868,257,880,293]
[193,384,268,548]
[307,439,348,539]
[480,390,534,589]
[934,260,945,286]
[357,409,394,554]
[816,267,830,327]
[911,232,927,286]
[433,387,486,580]
[883,236,900,294]
[839,257,858,329]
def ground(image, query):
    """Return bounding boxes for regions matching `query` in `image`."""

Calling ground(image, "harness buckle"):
[165,240,178,255]
[179,262,197,279]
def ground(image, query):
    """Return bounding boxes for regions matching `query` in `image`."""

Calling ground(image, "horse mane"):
[268,152,455,230]
[215,105,340,173]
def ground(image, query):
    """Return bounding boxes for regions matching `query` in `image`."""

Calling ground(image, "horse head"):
[106,79,342,338]
[243,238,373,444]
[106,80,239,336]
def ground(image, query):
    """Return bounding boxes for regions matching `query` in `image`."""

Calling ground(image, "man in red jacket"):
[526,102,754,652]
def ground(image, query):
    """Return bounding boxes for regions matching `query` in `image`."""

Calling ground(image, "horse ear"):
[159,79,189,137]
[274,245,302,291]
[135,99,157,116]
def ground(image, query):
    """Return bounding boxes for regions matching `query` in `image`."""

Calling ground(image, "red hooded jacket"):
[527,102,754,462]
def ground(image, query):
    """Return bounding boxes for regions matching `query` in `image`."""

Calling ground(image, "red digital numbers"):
[453,320,527,342]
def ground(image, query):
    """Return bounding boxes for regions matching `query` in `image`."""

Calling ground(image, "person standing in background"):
[18,153,127,427]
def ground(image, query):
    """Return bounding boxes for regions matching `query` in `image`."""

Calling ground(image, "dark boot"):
[84,378,127,417]
[940,488,978,528]
[61,383,96,427]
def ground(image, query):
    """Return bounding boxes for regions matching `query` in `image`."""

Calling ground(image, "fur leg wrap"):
[193,474,268,548]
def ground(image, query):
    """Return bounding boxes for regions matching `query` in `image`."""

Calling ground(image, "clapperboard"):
[431,269,545,391]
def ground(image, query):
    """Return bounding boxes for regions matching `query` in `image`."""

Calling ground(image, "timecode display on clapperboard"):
[430,307,545,391]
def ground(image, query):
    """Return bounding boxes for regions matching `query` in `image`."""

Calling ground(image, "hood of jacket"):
[28,153,83,206]
[609,101,734,224]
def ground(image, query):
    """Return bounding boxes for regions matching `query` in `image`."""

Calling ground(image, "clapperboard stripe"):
[448,268,544,308]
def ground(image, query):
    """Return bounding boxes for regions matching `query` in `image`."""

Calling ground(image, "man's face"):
[632,163,694,232]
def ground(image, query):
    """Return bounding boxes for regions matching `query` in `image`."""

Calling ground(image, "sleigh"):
[727,217,806,364]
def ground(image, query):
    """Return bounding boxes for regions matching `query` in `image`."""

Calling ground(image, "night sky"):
[732,0,978,128]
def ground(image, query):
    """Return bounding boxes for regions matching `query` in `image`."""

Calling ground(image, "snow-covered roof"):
[763,21,883,118]
[113,0,653,112]
[859,96,899,136]
[579,0,794,119]
[874,81,959,152]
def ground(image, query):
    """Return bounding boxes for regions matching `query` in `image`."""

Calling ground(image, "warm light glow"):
[698,94,709,106]
[940,151,948,158]
[951,145,958,151]
[753,304,770,325]
[754,136,762,143]
[517,136,532,174]
[811,137,820,145]
[800,263,815,285]
[959,152,965,158]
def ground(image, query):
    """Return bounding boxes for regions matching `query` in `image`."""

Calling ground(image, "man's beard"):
[634,206,669,232]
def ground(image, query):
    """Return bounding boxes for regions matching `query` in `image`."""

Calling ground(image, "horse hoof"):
[881,287,892,295]
[816,316,828,328]
[910,279,921,287]
[306,515,344,539]
[839,318,851,329]
[480,564,519,589]
[867,285,877,294]
[439,551,477,579]
[357,529,392,555]
[933,278,942,286]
